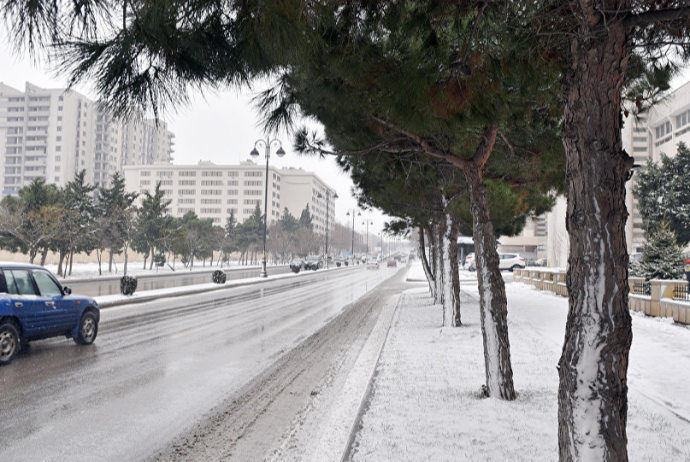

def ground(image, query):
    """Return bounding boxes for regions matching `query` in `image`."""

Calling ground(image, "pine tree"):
[634,142,690,246]
[634,220,685,281]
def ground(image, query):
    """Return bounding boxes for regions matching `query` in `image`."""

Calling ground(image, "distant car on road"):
[0,263,100,366]
[290,258,305,273]
[387,260,397,268]
[367,260,380,270]
[466,253,525,272]
[464,253,475,270]
[304,255,324,271]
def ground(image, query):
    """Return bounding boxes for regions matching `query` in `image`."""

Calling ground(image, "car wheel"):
[74,311,98,345]
[510,265,520,272]
[0,320,20,366]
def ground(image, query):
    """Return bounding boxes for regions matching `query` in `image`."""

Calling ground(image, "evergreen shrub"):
[120,275,138,296]
[212,270,227,284]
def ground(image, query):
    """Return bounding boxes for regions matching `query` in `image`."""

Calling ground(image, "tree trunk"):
[123,243,129,276]
[558,13,633,461]
[40,247,48,266]
[441,201,455,326]
[418,226,435,298]
[464,162,516,401]
[435,219,446,308]
[447,215,462,327]
[29,247,37,264]
[57,249,66,277]
[108,249,114,273]
[427,223,438,302]
[96,249,103,276]
[149,248,154,270]
[68,250,74,276]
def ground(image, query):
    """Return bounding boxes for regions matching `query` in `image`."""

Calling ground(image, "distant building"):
[122,161,336,231]
[546,80,690,266]
[0,81,174,195]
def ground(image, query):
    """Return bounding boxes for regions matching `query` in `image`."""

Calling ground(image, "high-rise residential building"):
[0,81,174,195]
[122,161,336,231]
[546,80,690,266]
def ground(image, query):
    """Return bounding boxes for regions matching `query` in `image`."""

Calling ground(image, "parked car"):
[290,258,305,273]
[367,260,380,270]
[499,253,526,271]
[465,253,525,272]
[0,263,100,366]
[334,256,346,267]
[304,255,324,270]
[464,253,475,270]
[387,260,397,268]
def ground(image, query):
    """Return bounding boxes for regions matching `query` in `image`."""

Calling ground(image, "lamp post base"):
[260,261,268,278]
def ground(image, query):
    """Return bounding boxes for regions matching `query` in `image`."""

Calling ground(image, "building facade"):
[546,80,690,267]
[123,161,336,231]
[0,82,174,195]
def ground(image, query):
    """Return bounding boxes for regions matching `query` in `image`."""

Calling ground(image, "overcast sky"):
[0,45,392,239]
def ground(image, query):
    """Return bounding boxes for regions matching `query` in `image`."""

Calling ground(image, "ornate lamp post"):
[346,208,360,263]
[250,139,285,278]
[362,219,373,256]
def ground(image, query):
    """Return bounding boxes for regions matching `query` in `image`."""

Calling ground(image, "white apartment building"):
[123,161,336,231]
[0,82,174,195]
[546,80,690,267]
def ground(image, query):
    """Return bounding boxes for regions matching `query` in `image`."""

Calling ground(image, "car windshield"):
[307,256,319,261]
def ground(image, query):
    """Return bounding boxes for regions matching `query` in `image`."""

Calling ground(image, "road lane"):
[0,265,399,462]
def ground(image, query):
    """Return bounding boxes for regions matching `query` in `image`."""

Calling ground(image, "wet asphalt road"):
[0,265,399,462]
[63,265,293,297]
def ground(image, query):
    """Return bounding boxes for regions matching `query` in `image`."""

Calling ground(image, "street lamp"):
[346,208,361,263]
[362,219,373,256]
[250,138,286,278]
[317,189,338,268]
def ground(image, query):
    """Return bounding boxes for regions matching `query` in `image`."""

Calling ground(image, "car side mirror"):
[63,286,72,295]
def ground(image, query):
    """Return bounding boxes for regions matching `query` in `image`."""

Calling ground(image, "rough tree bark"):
[558,5,633,460]
[447,217,462,327]
[418,226,436,299]
[435,218,446,307]
[463,126,516,400]
[428,223,439,302]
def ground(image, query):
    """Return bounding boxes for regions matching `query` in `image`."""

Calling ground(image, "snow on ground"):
[351,262,690,461]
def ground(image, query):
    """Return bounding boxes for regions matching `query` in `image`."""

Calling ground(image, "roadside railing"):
[673,283,690,302]
[513,269,689,326]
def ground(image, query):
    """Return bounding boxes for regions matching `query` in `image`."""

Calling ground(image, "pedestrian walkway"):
[348,268,690,461]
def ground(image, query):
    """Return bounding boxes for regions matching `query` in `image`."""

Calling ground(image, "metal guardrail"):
[632,281,651,296]
[673,283,690,302]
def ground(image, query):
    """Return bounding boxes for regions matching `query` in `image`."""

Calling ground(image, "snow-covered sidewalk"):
[350,264,690,461]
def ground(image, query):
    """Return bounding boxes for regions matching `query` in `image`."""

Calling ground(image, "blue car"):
[0,263,100,366]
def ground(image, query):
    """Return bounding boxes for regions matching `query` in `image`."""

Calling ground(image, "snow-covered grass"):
[350,263,690,461]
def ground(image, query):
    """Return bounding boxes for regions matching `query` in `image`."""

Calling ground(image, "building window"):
[201,189,222,196]
[201,180,224,186]
[178,180,196,186]
[141,171,151,177]
[655,121,672,139]
[676,109,690,129]
[201,199,221,204]
[202,171,222,177]
[227,199,238,204]
[227,180,238,186]
[227,171,239,177]
[200,208,221,214]
[179,171,197,177]
[244,180,263,187]
[227,189,239,195]
[244,171,263,177]
[178,198,195,204]
[179,189,196,195]
[244,190,263,196]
